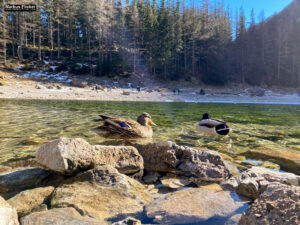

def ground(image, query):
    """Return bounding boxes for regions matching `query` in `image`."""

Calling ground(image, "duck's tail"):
[216,124,230,135]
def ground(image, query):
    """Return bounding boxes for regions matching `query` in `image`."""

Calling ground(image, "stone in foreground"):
[7,186,55,217]
[51,165,151,220]
[36,138,143,175]
[223,166,300,199]
[20,207,106,225]
[239,183,300,225]
[0,167,51,199]
[135,141,231,182]
[0,196,19,225]
[92,145,143,174]
[146,187,247,224]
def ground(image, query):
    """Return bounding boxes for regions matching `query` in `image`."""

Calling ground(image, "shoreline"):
[1,70,300,104]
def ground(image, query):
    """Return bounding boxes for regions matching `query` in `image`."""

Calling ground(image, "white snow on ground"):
[21,70,72,83]
[50,66,58,71]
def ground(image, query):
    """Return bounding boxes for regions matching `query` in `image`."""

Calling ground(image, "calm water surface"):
[0,99,299,166]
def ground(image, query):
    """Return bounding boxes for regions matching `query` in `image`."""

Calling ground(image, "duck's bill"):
[149,121,157,126]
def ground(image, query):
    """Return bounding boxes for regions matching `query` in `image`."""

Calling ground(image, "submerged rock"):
[51,165,151,221]
[7,186,55,217]
[239,183,300,225]
[244,148,300,175]
[0,196,19,225]
[36,138,143,175]
[0,167,52,199]
[146,187,247,224]
[20,207,106,225]
[223,166,300,200]
[135,141,231,182]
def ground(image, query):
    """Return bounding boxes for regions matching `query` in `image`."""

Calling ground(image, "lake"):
[0,99,299,168]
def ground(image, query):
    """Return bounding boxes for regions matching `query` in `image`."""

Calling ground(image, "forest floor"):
[0,68,300,104]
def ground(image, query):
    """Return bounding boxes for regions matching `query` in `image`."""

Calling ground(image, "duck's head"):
[137,112,157,127]
[202,113,210,119]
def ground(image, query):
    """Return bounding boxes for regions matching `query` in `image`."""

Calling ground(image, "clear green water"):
[0,99,299,166]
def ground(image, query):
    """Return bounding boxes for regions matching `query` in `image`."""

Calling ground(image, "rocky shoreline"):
[0,138,299,225]
[1,69,300,104]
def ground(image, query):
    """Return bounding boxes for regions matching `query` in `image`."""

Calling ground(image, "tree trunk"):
[38,0,42,61]
[2,0,7,65]
[18,13,24,61]
[57,6,61,59]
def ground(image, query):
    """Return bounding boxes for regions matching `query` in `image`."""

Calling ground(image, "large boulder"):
[7,186,55,217]
[20,207,106,225]
[0,167,52,199]
[223,166,300,200]
[0,196,19,225]
[36,138,143,175]
[146,186,247,224]
[239,182,300,225]
[135,141,231,182]
[51,165,152,221]
[244,148,300,175]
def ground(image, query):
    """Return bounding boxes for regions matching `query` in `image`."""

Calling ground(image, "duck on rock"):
[92,112,157,139]
[196,113,230,135]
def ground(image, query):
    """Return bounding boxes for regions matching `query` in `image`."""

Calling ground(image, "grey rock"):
[222,166,300,200]
[135,142,231,182]
[0,167,51,199]
[7,186,55,217]
[142,172,160,184]
[239,182,300,225]
[146,187,247,224]
[51,165,152,220]
[20,207,106,225]
[36,138,143,175]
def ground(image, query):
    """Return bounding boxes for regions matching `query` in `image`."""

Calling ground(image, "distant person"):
[173,89,176,95]
[177,89,180,94]
[200,89,205,95]
[137,86,141,92]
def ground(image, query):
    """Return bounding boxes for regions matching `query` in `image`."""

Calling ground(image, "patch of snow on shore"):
[22,70,71,83]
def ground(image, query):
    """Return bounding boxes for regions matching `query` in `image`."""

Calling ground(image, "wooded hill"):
[0,0,299,87]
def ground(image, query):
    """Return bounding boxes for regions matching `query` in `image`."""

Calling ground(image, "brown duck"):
[92,112,156,139]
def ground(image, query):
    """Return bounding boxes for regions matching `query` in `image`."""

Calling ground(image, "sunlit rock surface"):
[7,186,55,217]
[135,141,231,182]
[51,165,152,220]
[244,148,300,175]
[20,207,106,225]
[146,186,247,224]
[239,183,300,225]
[0,196,19,225]
[223,166,300,199]
[36,138,143,175]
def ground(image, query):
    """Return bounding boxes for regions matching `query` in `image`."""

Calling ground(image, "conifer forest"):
[0,0,300,87]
